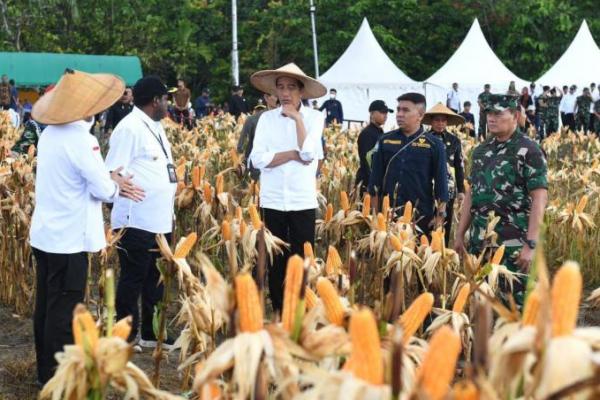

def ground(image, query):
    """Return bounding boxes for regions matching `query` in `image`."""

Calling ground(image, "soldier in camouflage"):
[544,87,562,137]
[11,116,43,155]
[477,84,492,140]
[454,94,548,306]
[575,87,593,132]
[593,98,600,134]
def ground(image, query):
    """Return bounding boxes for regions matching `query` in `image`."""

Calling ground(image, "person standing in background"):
[477,84,492,140]
[446,82,461,113]
[319,88,344,126]
[104,87,134,133]
[173,79,192,129]
[575,87,593,133]
[194,88,211,118]
[228,85,249,119]
[459,101,475,138]
[561,85,577,131]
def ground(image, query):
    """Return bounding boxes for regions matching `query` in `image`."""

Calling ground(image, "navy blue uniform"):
[368,127,449,233]
[319,99,344,125]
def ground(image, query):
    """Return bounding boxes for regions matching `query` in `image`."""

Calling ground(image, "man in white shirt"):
[29,69,143,384]
[105,76,177,348]
[249,63,326,313]
[446,82,461,113]
[560,85,578,131]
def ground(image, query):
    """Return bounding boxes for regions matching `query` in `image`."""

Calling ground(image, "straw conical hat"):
[250,63,327,99]
[422,102,465,126]
[32,69,125,125]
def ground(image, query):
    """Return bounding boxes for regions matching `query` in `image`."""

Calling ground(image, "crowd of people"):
[1,62,574,385]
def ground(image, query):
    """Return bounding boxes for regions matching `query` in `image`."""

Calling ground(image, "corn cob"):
[248,203,262,229]
[303,242,314,260]
[199,164,206,182]
[235,205,243,220]
[229,148,240,166]
[176,163,186,181]
[382,195,390,216]
[400,201,413,223]
[112,316,133,340]
[72,304,99,352]
[417,325,461,400]
[420,235,429,247]
[326,245,342,275]
[376,213,386,231]
[452,283,471,313]
[305,286,318,310]
[340,191,350,213]
[281,255,305,332]
[551,261,582,337]
[235,273,263,332]
[215,174,224,195]
[491,245,505,265]
[348,308,384,385]
[222,220,232,241]
[399,292,434,344]
[174,232,198,258]
[389,234,403,251]
[430,229,442,252]
[575,195,588,213]
[240,219,247,236]
[362,194,371,217]
[316,277,344,326]
[192,166,201,188]
[522,287,541,326]
[451,380,479,400]
[325,203,334,222]
[203,182,212,204]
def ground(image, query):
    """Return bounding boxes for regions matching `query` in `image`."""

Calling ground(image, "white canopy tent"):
[538,20,600,90]
[318,18,421,129]
[424,19,528,125]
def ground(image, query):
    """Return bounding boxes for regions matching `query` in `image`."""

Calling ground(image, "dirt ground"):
[1,292,599,399]
[0,304,187,400]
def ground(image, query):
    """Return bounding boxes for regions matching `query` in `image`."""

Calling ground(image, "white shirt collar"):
[132,106,161,127]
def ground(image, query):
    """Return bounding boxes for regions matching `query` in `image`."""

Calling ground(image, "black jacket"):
[355,122,383,189]
[229,95,249,118]
[431,130,465,199]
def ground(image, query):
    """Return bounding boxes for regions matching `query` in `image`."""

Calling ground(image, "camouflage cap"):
[484,94,519,112]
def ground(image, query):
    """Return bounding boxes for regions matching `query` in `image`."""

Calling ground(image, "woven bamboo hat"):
[32,69,125,125]
[422,102,465,126]
[250,63,327,99]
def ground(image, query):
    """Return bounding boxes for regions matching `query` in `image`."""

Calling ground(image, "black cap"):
[133,76,167,105]
[369,100,393,113]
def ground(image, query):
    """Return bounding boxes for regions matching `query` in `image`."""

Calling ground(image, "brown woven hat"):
[32,69,125,125]
[422,102,465,126]
[250,63,327,99]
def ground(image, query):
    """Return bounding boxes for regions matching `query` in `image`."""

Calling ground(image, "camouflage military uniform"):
[536,93,548,138]
[477,91,492,139]
[593,99,600,134]
[468,95,548,305]
[545,96,561,136]
[575,94,593,132]
[11,120,42,154]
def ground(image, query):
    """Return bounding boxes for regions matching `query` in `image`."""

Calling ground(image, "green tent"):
[0,52,143,87]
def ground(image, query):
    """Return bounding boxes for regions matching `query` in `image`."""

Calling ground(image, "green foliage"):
[0,0,598,103]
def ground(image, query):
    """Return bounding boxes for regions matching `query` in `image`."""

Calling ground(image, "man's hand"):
[281,104,301,121]
[292,150,312,165]
[516,245,534,272]
[453,236,466,254]
[110,166,145,202]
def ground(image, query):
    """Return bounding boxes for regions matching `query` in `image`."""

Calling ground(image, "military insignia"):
[412,137,431,148]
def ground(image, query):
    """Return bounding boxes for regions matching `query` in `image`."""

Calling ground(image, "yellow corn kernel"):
[522,287,541,326]
[491,245,505,265]
[551,262,582,337]
[575,195,588,213]
[305,287,318,310]
[72,304,99,352]
[248,203,262,230]
[399,292,434,344]
[451,380,479,400]
[191,166,201,188]
[362,194,371,218]
[326,246,343,275]
[452,283,471,314]
[281,255,305,332]
[340,191,350,213]
[222,220,232,241]
[400,201,413,223]
[325,203,334,222]
[316,277,344,326]
[235,273,263,332]
[349,308,384,385]
[376,213,386,231]
[174,232,198,259]
[112,316,132,340]
[417,326,461,400]
[203,182,212,204]
[389,234,403,251]
[382,195,390,216]
[215,174,224,195]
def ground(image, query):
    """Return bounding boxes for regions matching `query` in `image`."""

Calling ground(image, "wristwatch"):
[525,239,537,249]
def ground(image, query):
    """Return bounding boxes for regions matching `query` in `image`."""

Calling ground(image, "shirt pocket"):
[142,144,163,162]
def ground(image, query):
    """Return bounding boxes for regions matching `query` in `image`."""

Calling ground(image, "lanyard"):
[142,121,170,161]
[381,129,426,195]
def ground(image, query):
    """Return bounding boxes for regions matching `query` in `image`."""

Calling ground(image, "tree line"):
[1,0,598,103]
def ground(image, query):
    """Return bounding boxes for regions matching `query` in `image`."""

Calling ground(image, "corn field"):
[1,110,600,399]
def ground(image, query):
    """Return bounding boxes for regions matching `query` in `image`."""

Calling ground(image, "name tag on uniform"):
[411,137,431,148]
[384,139,403,144]
[166,163,178,183]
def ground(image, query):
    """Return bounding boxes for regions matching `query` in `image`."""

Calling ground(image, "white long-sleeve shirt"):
[249,104,325,211]
[105,107,176,233]
[30,120,119,253]
[560,93,577,114]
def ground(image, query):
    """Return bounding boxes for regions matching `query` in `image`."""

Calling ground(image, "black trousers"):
[564,113,575,131]
[115,228,170,342]
[443,198,455,246]
[33,248,88,383]
[262,208,316,313]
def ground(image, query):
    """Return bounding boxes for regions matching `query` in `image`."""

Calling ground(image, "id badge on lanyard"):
[143,122,177,183]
